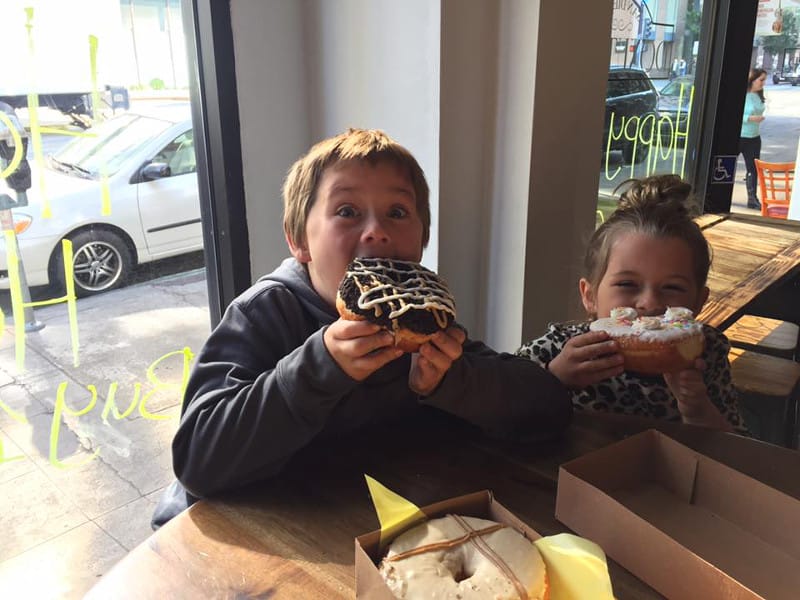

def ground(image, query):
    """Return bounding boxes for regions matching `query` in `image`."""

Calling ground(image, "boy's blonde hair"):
[585,175,711,291]
[283,128,430,248]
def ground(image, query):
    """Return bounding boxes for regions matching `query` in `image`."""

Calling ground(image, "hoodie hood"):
[258,257,338,324]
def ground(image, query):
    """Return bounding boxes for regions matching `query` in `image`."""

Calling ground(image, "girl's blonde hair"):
[585,175,711,290]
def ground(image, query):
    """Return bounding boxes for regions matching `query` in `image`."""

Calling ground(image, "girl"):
[517,175,747,433]
[739,68,767,210]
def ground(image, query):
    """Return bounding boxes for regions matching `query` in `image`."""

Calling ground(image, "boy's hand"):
[409,327,466,396]
[547,331,624,389]
[324,319,403,381]
[663,359,732,431]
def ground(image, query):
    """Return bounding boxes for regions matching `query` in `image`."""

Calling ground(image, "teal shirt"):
[741,92,764,138]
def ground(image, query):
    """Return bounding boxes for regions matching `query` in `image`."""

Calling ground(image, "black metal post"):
[0,192,44,332]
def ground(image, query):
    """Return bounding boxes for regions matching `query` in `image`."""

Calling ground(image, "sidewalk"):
[730,157,771,216]
[731,173,759,214]
[0,268,210,598]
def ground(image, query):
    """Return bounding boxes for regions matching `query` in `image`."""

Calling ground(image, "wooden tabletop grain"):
[86,412,800,599]
[697,213,800,330]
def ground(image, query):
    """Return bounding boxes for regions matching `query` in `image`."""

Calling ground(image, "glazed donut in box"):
[379,514,548,599]
[337,257,457,352]
[589,306,705,375]
[355,491,549,600]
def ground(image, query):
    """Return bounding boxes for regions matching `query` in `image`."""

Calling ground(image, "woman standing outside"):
[739,68,767,210]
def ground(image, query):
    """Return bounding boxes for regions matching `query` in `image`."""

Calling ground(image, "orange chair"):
[754,159,794,219]
[726,160,800,359]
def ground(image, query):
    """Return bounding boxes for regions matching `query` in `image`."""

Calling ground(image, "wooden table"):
[86,412,800,599]
[696,213,800,330]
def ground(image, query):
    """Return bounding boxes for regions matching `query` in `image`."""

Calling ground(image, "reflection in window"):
[599,1,703,221]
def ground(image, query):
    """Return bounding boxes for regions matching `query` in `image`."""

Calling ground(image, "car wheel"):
[622,142,648,164]
[773,74,780,84]
[51,229,133,297]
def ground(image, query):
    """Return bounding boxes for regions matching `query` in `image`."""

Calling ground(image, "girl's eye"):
[664,285,687,293]
[335,206,357,218]
[389,206,410,219]
[613,281,637,288]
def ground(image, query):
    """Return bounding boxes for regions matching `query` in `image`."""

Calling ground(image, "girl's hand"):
[409,326,466,396]
[324,319,403,381]
[547,331,624,389]
[663,359,732,431]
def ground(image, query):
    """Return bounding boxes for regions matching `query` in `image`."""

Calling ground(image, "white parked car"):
[0,104,203,297]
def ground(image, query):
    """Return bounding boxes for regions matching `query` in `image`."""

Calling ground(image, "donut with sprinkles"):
[589,306,705,375]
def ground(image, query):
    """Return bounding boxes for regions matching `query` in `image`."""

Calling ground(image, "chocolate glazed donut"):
[336,257,457,352]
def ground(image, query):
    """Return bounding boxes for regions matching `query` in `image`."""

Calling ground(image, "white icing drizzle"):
[344,257,456,326]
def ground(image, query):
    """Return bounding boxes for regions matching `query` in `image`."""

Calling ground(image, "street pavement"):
[0,266,211,598]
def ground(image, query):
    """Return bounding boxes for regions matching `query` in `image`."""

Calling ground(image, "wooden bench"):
[725,315,799,360]
[729,347,800,448]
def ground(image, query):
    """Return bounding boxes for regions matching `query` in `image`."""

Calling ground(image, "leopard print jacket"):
[516,322,748,434]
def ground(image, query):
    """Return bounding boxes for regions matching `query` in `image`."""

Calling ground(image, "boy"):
[152,128,571,527]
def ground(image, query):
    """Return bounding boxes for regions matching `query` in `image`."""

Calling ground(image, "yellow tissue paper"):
[365,475,427,549]
[534,533,615,600]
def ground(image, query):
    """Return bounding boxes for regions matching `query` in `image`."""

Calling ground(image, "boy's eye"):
[389,206,410,219]
[664,284,688,293]
[613,281,637,288]
[335,206,358,218]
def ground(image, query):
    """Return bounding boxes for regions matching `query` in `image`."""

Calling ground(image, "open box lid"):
[557,429,800,599]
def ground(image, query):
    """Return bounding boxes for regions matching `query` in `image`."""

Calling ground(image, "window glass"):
[0,1,208,595]
[164,130,196,176]
[600,0,702,220]
[743,2,800,219]
[54,114,178,176]
[600,2,800,218]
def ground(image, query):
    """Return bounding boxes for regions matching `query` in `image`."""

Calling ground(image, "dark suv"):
[603,68,659,164]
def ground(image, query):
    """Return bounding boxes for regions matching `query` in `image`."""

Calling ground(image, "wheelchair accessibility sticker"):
[711,155,737,184]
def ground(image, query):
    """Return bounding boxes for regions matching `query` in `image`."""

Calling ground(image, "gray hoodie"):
[152,258,571,527]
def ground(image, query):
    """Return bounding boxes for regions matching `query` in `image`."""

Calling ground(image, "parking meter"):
[0,100,31,203]
[0,101,43,332]
[0,192,17,210]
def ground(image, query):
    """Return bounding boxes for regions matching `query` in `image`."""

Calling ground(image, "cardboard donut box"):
[556,429,800,599]
[355,490,541,599]
[354,431,800,599]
